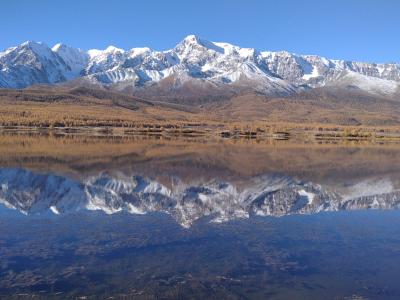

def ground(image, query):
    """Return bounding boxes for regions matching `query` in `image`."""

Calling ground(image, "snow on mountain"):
[52,43,88,79]
[0,35,399,97]
[325,70,400,96]
[0,41,71,88]
[261,51,400,95]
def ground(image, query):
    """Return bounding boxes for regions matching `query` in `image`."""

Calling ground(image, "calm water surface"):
[0,132,400,299]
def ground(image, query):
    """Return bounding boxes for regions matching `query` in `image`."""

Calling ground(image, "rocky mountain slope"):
[1,35,399,101]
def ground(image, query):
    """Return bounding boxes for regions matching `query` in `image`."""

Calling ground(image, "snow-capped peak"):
[21,40,44,47]
[51,43,88,79]
[128,47,151,56]
[19,41,54,59]
[176,34,224,54]
[104,45,125,54]
[182,34,199,43]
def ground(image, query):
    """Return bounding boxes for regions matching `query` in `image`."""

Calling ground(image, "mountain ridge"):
[1,35,399,100]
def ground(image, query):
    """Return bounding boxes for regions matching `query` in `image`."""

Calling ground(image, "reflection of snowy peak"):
[1,168,400,227]
[1,35,399,98]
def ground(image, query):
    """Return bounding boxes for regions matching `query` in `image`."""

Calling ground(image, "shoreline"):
[1,125,400,144]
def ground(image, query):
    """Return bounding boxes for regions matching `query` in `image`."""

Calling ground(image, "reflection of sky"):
[1,209,400,299]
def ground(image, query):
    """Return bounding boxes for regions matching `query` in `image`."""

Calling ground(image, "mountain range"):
[1,35,399,101]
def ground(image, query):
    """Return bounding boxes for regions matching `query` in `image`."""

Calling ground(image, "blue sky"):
[1,0,399,63]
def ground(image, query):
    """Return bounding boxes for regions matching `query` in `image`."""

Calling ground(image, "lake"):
[0,132,400,299]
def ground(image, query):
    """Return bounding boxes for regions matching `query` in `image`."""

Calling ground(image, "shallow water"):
[0,132,400,299]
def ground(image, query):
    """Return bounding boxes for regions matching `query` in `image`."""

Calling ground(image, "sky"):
[1,0,399,63]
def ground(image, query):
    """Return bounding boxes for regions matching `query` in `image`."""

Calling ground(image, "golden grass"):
[0,100,201,127]
[1,100,400,142]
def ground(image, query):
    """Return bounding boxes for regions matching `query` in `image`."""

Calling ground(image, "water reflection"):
[1,168,399,228]
[1,132,400,299]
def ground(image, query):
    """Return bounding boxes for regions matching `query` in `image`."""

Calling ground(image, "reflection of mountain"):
[0,168,399,227]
